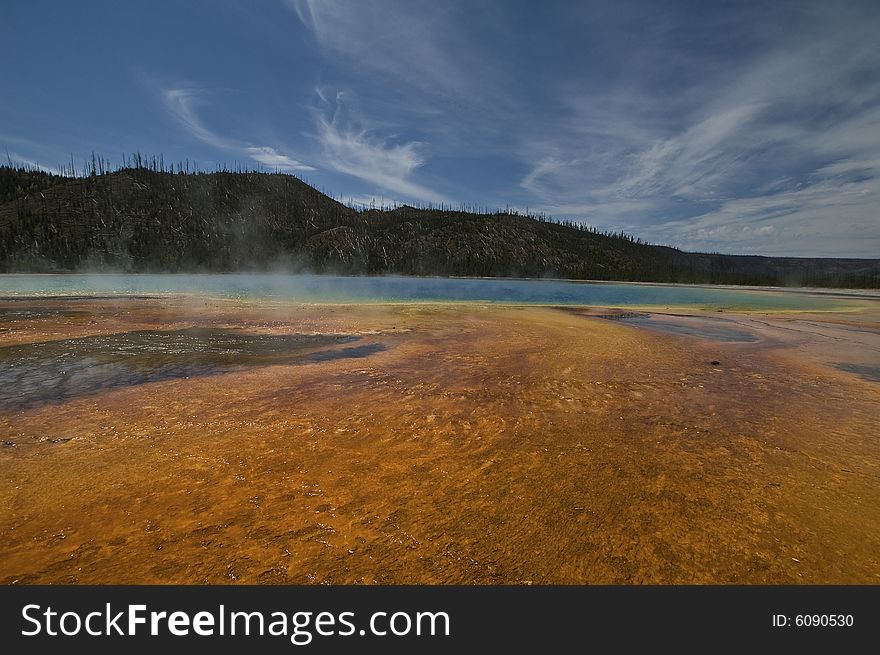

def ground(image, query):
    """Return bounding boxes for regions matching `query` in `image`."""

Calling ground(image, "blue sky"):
[3,1,879,256]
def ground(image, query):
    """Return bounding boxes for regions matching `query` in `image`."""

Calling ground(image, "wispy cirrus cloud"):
[311,89,446,204]
[245,146,310,171]
[163,88,314,172]
[3,150,60,174]
[287,0,527,161]
[646,169,880,256]
[288,0,501,107]
[163,88,226,149]
[515,2,880,256]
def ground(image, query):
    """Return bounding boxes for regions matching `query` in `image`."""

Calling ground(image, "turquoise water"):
[0,274,866,311]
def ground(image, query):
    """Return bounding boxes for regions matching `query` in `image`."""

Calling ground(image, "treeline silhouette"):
[0,159,877,287]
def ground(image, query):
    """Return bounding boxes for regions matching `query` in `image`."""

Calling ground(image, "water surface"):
[0,274,865,311]
[617,315,760,342]
[835,363,880,382]
[0,328,381,411]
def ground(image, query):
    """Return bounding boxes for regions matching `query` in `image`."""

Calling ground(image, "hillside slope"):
[0,166,877,287]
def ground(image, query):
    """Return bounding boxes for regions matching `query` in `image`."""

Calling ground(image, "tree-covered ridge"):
[0,164,877,287]
[0,166,69,206]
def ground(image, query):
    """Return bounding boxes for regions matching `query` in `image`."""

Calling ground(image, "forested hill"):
[1,165,878,287]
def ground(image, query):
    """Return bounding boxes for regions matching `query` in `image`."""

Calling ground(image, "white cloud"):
[514,7,880,257]
[163,87,315,172]
[288,0,495,105]
[615,103,763,200]
[312,89,446,204]
[520,157,572,196]
[3,151,60,174]
[163,88,227,149]
[642,155,880,256]
[245,146,311,170]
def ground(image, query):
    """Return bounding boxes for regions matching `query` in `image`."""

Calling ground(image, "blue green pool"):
[0,274,871,311]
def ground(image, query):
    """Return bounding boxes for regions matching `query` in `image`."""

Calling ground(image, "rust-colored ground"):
[0,297,878,583]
